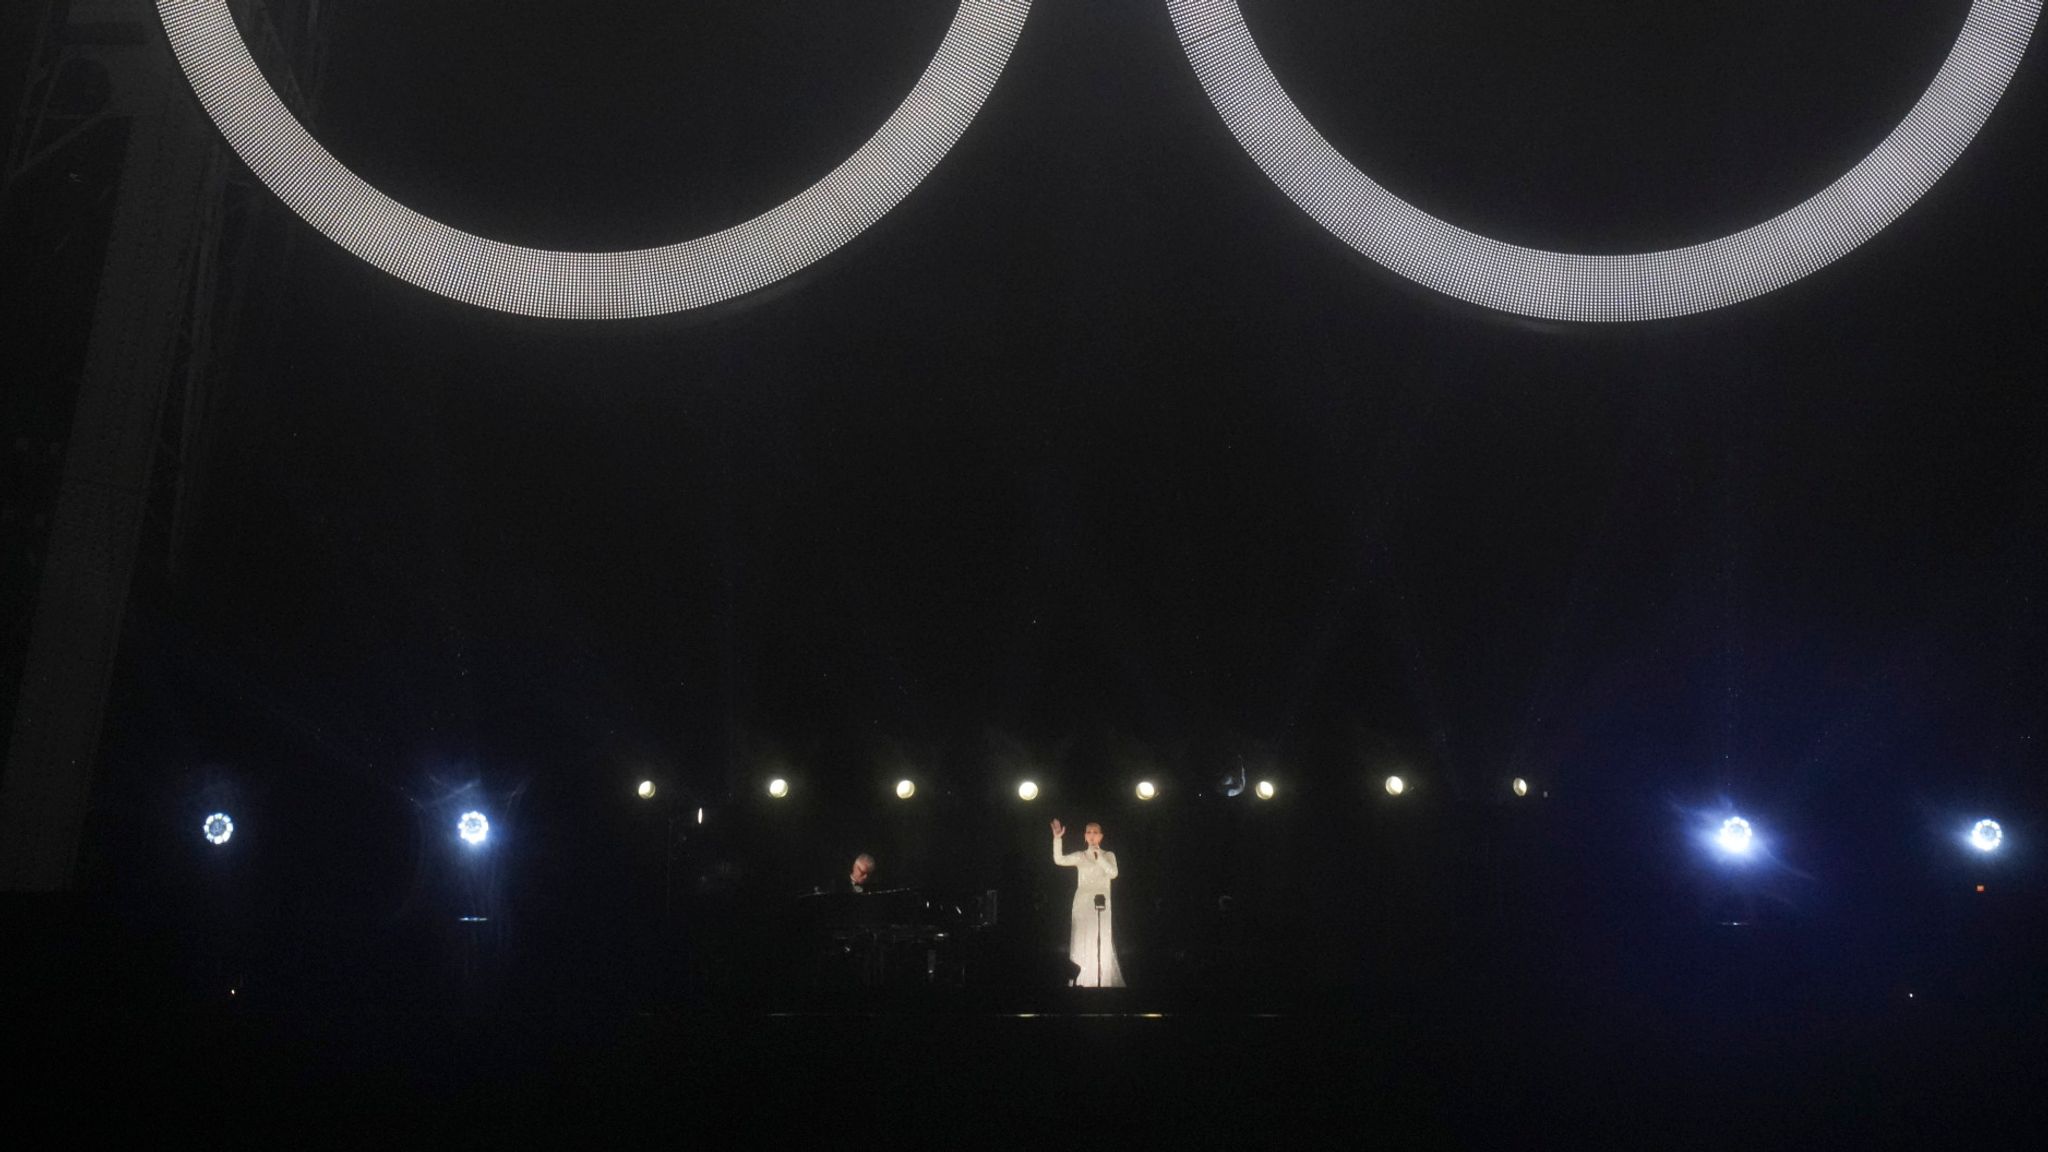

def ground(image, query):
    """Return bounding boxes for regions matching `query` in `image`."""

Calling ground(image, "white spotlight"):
[636,780,657,800]
[1135,780,1157,800]
[1017,780,1039,801]
[1512,777,1529,797]
[1969,819,2003,853]
[202,812,234,846]
[767,778,789,799]
[1254,780,1276,800]
[1717,816,1754,855]
[1384,775,1406,796]
[457,811,490,846]
[896,779,916,800]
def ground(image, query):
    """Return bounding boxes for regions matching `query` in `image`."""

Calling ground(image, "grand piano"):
[792,886,997,989]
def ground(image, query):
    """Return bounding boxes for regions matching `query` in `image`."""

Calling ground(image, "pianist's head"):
[1084,822,1104,848]
[851,853,876,887]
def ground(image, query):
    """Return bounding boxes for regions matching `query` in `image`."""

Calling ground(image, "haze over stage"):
[2,0,2045,1145]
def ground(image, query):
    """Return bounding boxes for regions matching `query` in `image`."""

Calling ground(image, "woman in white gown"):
[1051,818,1125,987]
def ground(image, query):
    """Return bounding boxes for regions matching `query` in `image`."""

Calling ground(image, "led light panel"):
[1166,0,2040,320]
[157,0,1033,318]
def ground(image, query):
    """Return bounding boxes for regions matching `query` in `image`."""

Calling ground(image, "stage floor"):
[8,893,2041,1144]
[16,973,2044,1147]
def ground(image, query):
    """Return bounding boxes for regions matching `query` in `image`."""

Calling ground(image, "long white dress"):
[1053,834,1126,987]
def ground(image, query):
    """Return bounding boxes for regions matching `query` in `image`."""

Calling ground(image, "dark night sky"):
[8,2,2044,961]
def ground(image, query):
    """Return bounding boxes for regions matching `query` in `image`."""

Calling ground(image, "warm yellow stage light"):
[637,780,657,800]
[1384,775,1406,796]
[1135,780,1157,800]
[1512,777,1528,797]
[767,778,789,799]
[1017,780,1039,801]
[1254,780,1276,800]
[896,779,917,800]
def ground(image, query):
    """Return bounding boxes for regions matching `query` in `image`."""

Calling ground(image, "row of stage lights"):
[1704,815,2004,858]
[736,773,1437,803]
[199,796,2008,862]
[193,774,1438,848]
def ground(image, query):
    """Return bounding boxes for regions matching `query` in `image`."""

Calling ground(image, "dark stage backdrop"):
[5,1,2044,1000]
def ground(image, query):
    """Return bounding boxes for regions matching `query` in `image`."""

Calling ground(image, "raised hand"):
[1050,818,1066,839]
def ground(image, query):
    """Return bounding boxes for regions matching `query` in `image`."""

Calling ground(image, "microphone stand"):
[1093,893,1106,986]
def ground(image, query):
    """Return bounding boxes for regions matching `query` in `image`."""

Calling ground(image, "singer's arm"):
[1053,834,1082,866]
[1097,850,1119,880]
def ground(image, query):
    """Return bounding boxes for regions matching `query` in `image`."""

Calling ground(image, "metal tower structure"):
[0,0,323,890]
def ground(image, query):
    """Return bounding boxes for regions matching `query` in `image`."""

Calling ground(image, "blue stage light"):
[202,812,234,845]
[457,811,490,846]
[1969,819,2004,853]
[1716,816,1754,855]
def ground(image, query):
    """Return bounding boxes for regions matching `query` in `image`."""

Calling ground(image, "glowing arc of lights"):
[1166,0,2041,320]
[155,0,1034,318]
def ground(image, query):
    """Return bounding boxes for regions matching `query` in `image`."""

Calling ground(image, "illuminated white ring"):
[1168,0,2040,321]
[157,0,1033,318]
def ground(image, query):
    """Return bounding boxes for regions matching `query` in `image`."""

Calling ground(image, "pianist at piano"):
[794,876,997,990]
[846,853,876,895]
